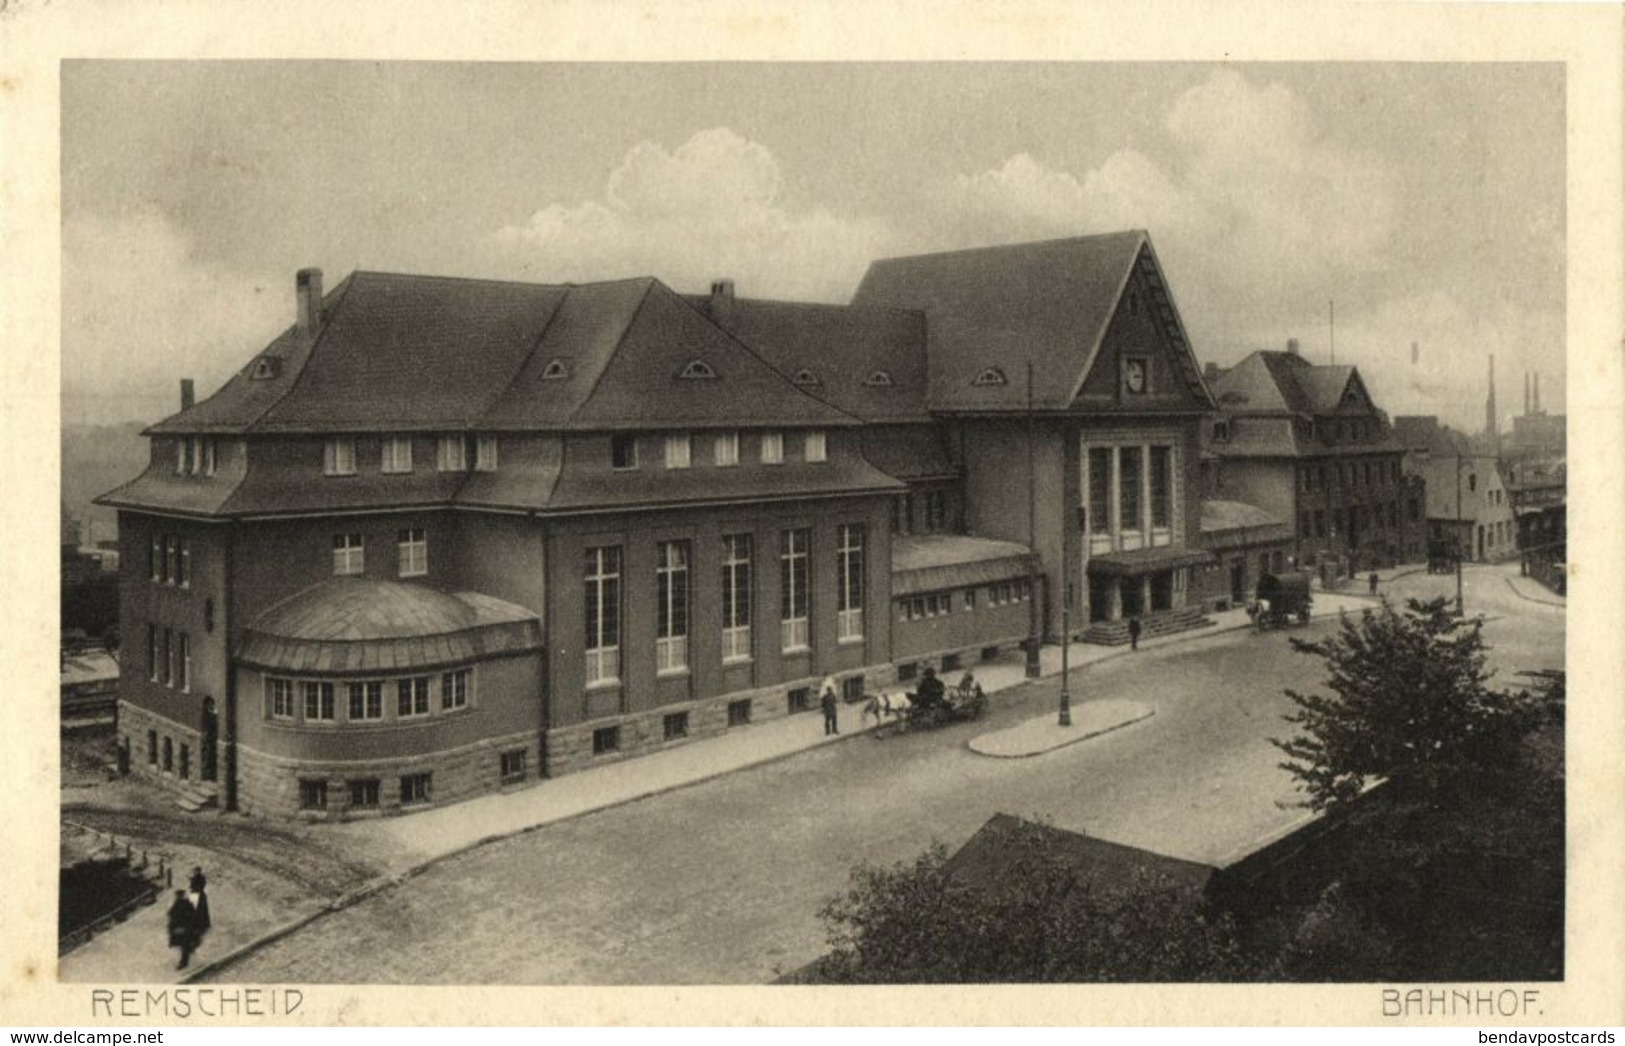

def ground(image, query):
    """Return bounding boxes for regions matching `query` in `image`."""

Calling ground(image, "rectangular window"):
[475,435,499,472]
[1149,446,1172,530]
[611,434,638,470]
[780,528,810,651]
[721,534,752,662]
[500,750,527,781]
[926,490,946,531]
[267,677,295,720]
[585,546,622,686]
[397,528,427,578]
[804,430,827,463]
[964,588,977,611]
[592,726,620,755]
[178,540,190,589]
[1315,509,1326,537]
[324,438,357,476]
[1118,447,1142,533]
[165,536,178,584]
[714,431,739,467]
[1301,511,1313,538]
[664,434,692,469]
[381,436,413,474]
[163,628,173,687]
[299,780,328,811]
[183,438,197,476]
[397,676,430,718]
[655,541,690,674]
[437,435,467,472]
[441,668,471,710]
[333,533,364,576]
[761,432,784,465]
[347,681,384,721]
[303,680,335,721]
[175,439,186,476]
[178,633,191,693]
[150,535,161,581]
[202,440,216,476]
[1088,448,1113,535]
[727,699,753,728]
[348,779,380,808]
[662,712,689,741]
[837,523,865,642]
[400,773,432,805]
[842,676,865,703]
[147,730,157,764]
[147,624,157,682]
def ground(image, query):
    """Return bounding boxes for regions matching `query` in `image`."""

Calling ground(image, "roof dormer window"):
[251,356,281,380]
[540,359,570,380]
[678,359,717,380]
[863,370,893,387]
[792,369,820,387]
[971,367,1008,387]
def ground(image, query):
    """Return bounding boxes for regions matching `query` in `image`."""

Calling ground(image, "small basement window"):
[897,662,918,683]
[842,676,866,703]
[348,779,380,808]
[500,750,527,782]
[787,688,811,714]
[592,726,621,755]
[299,779,328,811]
[399,773,432,805]
[727,699,752,727]
[663,712,689,741]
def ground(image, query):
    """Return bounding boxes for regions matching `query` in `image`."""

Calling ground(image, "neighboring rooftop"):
[890,533,1034,596]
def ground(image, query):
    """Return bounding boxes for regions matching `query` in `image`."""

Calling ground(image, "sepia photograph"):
[7,1,1622,1030]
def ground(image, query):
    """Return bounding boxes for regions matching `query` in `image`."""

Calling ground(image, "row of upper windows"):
[147,625,192,692]
[332,528,426,577]
[324,436,497,477]
[897,579,1033,622]
[1300,458,1401,493]
[149,533,191,587]
[266,668,473,725]
[612,430,827,471]
[174,438,220,477]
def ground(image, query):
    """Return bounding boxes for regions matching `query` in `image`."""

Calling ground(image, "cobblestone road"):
[212,566,1563,985]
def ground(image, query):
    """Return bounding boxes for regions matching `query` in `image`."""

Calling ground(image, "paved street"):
[210,563,1563,985]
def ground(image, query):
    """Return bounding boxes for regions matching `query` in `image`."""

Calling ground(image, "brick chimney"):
[708,279,735,324]
[180,378,195,411]
[1286,337,1300,356]
[1203,361,1221,382]
[296,268,324,335]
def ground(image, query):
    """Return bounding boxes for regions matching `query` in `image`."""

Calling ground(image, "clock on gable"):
[1123,357,1149,395]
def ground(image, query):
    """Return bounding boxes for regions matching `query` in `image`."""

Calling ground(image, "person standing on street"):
[188,866,212,941]
[1368,571,1379,595]
[1128,615,1142,651]
[166,889,198,970]
[820,677,840,736]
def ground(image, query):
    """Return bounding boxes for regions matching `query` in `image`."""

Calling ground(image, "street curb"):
[968,706,1155,758]
[1500,574,1566,608]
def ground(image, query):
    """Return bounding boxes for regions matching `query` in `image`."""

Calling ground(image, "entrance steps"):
[173,781,219,813]
[1081,605,1212,646]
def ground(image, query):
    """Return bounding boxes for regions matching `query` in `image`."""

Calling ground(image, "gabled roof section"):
[1215,351,1370,418]
[146,278,353,435]
[559,282,860,430]
[691,296,930,423]
[854,231,1208,412]
[253,272,568,432]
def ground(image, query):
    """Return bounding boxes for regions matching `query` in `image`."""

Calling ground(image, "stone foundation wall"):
[236,727,541,820]
[546,661,898,777]
[119,702,209,794]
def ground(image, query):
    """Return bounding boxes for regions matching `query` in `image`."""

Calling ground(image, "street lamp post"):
[1058,581,1072,727]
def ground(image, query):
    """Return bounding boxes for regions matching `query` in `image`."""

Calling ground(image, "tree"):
[1272,597,1544,812]
[814,821,1260,983]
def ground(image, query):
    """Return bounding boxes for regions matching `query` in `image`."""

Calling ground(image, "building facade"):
[1205,347,1421,580]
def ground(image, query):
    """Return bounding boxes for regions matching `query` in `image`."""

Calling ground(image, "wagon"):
[1250,571,1313,630]
[864,675,989,736]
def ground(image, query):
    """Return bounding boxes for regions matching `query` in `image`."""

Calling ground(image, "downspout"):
[223,520,238,812]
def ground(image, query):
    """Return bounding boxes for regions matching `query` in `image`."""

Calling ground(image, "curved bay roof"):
[237,578,542,674]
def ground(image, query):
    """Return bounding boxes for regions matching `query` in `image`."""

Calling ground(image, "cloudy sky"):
[61,61,1565,430]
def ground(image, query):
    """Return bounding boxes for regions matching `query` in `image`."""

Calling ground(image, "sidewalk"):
[61,585,1378,985]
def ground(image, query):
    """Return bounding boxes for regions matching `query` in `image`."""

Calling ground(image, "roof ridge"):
[346,270,654,292]
[866,229,1146,268]
[565,280,658,427]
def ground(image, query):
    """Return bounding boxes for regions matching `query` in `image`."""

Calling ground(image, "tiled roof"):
[237,578,542,674]
[890,533,1033,596]
[1086,545,1213,576]
[1200,499,1285,533]
[945,814,1215,896]
[148,320,326,435]
[541,457,904,514]
[855,231,1158,412]
[693,296,931,422]
[859,424,957,481]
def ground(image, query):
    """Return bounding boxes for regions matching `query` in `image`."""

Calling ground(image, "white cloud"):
[62,208,289,424]
[494,128,890,301]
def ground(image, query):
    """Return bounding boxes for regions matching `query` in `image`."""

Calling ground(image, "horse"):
[861,688,914,729]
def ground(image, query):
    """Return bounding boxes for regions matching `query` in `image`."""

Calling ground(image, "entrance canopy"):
[1087,546,1212,578]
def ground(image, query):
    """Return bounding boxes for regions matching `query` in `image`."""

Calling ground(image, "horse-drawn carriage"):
[1249,571,1313,630]
[862,672,989,736]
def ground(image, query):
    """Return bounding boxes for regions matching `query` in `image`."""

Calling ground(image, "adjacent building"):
[1204,345,1421,580]
[1392,416,1518,566]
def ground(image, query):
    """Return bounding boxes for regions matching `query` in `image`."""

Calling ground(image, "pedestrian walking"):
[819,676,840,736]
[1128,615,1142,651]
[188,866,211,939]
[1368,571,1379,595]
[166,889,198,970]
